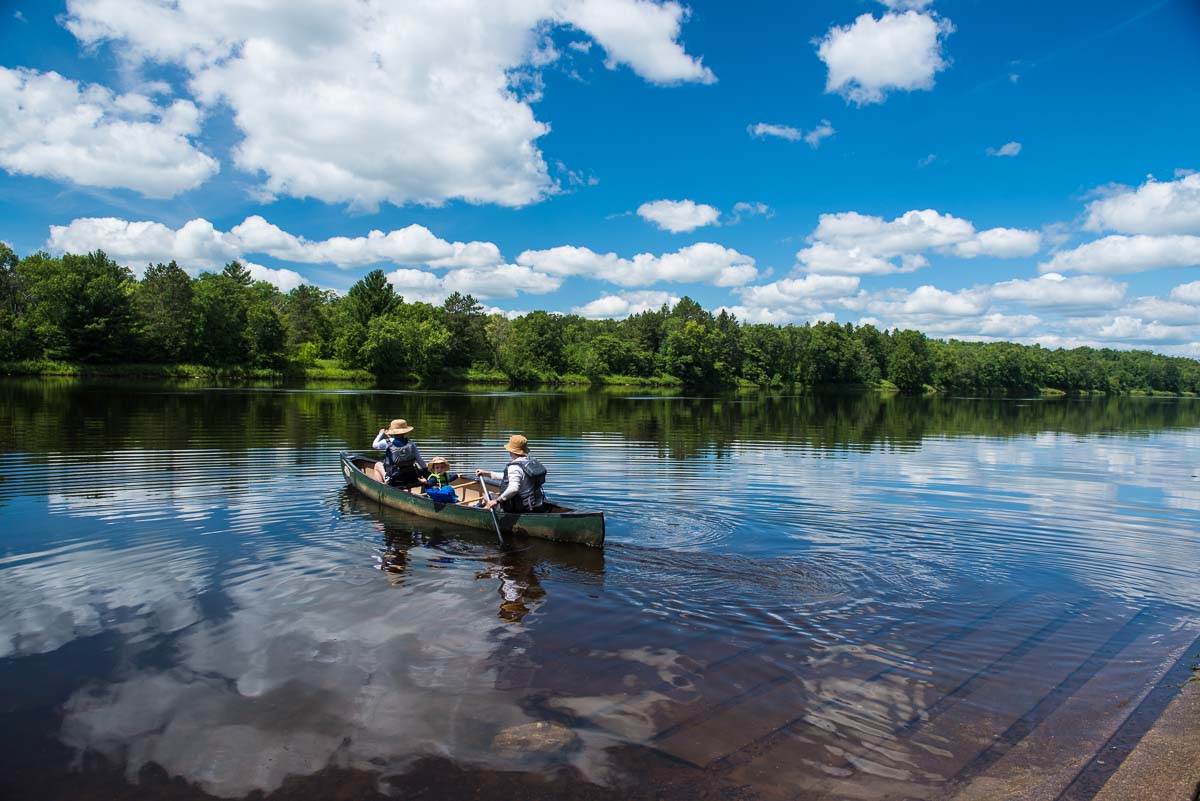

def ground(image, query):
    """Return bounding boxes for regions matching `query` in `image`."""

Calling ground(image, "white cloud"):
[815,10,953,105]
[1170,280,1200,304]
[722,305,834,325]
[245,262,307,292]
[795,209,1041,274]
[517,242,757,287]
[804,119,836,148]
[386,263,563,304]
[949,227,1044,258]
[878,0,933,8]
[0,66,217,197]
[48,217,239,274]
[1084,315,1198,344]
[737,274,862,308]
[229,216,501,269]
[64,0,713,209]
[49,215,507,277]
[1038,234,1200,275]
[442,263,562,299]
[748,122,802,142]
[729,201,773,224]
[813,209,975,255]
[1084,172,1200,235]
[1121,296,1200,326]
[988,273,1127,308]
[557,0,715,85]
[987,141,1022,157]
[918,153,937,167]
[636,199,721,232]
[748,120,835,148]
[572,290,678,318]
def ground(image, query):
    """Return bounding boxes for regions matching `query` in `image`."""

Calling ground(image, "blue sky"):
[2,0,1199,353]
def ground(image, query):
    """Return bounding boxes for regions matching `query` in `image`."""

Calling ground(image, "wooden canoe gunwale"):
[340,452,605,548]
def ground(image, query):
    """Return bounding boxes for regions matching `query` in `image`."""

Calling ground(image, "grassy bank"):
[0,359,374,383]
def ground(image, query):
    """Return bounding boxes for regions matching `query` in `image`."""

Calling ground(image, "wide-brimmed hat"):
[429,455,450,469]
[385,418,414,436]
[504,434,529,455]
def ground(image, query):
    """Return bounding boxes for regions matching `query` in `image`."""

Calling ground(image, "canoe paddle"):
[478,476,505,544]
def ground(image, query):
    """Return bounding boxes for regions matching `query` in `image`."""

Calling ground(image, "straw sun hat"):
[384,418,414,436]
[504,434,529,455]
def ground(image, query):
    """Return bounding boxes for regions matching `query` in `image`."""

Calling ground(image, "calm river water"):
[1,381,1198,801]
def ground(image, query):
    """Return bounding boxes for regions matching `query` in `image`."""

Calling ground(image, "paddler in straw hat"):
[372,418,428,487]
[475,434,549,513]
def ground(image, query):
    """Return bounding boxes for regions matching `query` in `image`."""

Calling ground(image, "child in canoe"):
[422,456,459,501]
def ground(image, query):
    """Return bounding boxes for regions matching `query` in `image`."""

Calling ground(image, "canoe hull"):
[340,453,605,548]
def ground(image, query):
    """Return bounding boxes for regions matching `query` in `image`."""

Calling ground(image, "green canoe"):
[340,453,606,548]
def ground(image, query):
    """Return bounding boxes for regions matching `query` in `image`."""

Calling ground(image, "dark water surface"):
[2,380,1199,800]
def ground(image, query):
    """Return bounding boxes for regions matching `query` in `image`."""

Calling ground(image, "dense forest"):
[1,245,1198,394]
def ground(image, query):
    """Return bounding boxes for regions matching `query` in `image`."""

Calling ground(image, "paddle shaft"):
[478,476,504,543]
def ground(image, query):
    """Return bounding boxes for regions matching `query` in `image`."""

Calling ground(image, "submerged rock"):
[491,721,579,754]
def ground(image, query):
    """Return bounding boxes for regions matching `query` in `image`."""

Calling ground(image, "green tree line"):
[1,245,1198,394]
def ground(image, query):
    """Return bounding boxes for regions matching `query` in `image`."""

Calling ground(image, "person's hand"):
[474,469,484,476]
[484,499,498,509]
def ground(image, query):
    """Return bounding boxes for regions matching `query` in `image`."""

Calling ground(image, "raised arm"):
[372,431,389,449]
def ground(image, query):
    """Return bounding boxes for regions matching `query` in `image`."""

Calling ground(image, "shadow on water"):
[1,379,1199,800]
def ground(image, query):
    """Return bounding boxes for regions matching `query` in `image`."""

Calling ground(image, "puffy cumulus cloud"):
[516,242,757,287]
[795,209,1041,274]
[230,216,501,269]
[1038,234,1200,275]
[442,263,563,299]
[813,209,971,254]
[988,273,1127,309]
[0,66,217,197]
[815,10,953,105]
[948,227,1043,258]
[748,120,835,148]
[386,263,562,304]
[720,305,831,325]
[1083,315,1198,345]
[1121,296,1200,326]
[49,216,506,291]
[636,198,720,232]
[245,262,307,292]
[796,242,924,276]
[48,217,240,274]
[64,0,712,209]
[557,0,716,85]
[1084,172,1200,235]
[987,141,1022,157]
[736,274,862,309]
[1170,280,1200,304]
[572,290,679,319]
[384,268,450,304]
[872,284,989,317]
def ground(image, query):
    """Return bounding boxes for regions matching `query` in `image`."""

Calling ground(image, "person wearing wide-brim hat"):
[372,418,427,486]
[475,435,549,513]
[422,456,459,489]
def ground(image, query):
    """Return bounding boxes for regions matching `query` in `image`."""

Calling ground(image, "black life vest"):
[384,438,420,486]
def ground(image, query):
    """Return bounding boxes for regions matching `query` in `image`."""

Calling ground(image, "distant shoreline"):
[3,361,1198,398]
